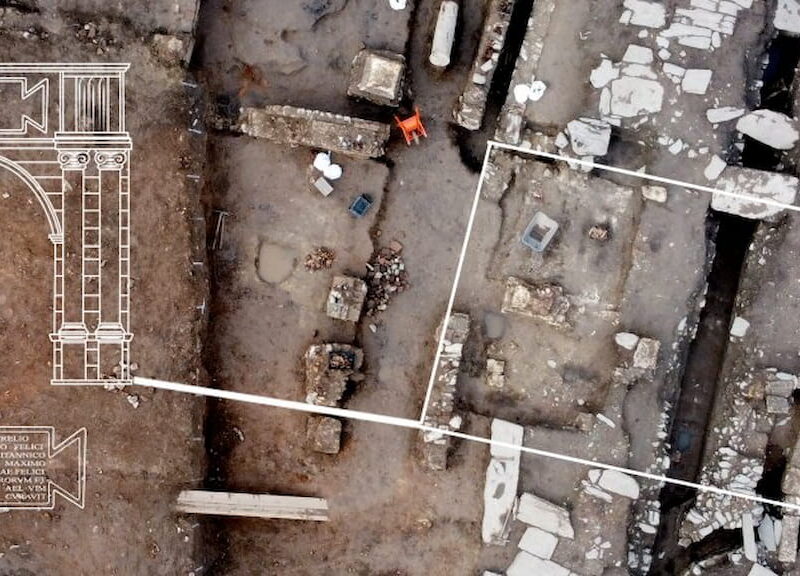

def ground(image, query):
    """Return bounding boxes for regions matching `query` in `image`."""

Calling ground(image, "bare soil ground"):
[194,0,498,574]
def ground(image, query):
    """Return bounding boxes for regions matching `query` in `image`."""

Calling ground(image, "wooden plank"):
[175,490,329,521]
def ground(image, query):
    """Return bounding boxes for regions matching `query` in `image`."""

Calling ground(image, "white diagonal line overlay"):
[134,376,800,513]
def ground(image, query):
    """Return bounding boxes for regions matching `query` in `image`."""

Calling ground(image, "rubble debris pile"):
[501,276,570,328]
[678,369,799,544]
[453,0,517,130]
[482,419,524,544]
[779,375,800,564]
[365,243,408,316]
[150,33,192,66]
[347,48,405,107]
[421,313,470,471]
[238,105,391,159]
[304,343,364,407]
[75,21,120,55]
[486,358,506,389]
[303,343,364,455]
[304,247,335,271]
[326,275,367,322]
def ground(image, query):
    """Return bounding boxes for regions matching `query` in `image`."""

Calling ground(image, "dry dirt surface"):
[0,27,207,576]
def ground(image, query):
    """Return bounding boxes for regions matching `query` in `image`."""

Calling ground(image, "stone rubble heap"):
[421,313,470,471]
[365,243,408,316]
[679,369,799,544]
[303,343,364,454]
[607,330,669,574]
[304,246,335,271]
[501,276,570,328]
[628,403,672,573]
[486,358,506,389]
[304,343,364,407]
[780,393,800,565]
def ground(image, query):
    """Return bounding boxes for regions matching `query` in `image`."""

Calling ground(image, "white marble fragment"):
[707,106,745,123]
[736,110,800,150]
[682,69,713,94]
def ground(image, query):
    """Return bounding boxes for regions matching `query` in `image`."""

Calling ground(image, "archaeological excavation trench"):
[650,211,756,575]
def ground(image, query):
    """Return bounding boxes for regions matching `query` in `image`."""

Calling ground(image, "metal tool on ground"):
[395,107,428,145]
[212,209,230,251]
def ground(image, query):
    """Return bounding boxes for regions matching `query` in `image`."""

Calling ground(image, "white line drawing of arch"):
[0,62,132,385]
[0,155,62,239]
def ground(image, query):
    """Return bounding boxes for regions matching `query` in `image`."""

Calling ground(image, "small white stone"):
[590,58,619,88]
[704,155,726,181]
[682,69,713,95]
[597,470,640,499]
[623,44,654,64]
[642,185,667,203]
[706,106,745,123]
[615,332,640,350]
[730,316,750,338]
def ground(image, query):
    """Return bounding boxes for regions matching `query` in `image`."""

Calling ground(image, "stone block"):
[306,416,342,454]
[347,49,405,107]
[326,275,367,322]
